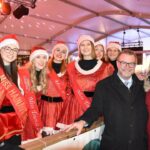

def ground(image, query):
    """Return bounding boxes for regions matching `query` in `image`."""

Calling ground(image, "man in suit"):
[67,50,148,150]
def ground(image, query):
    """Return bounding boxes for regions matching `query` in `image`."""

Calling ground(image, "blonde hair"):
[29,62,48,94]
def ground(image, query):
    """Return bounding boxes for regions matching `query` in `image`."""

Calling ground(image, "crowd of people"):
[0,34,149,150]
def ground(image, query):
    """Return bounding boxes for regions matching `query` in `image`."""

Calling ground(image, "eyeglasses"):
[1,46,18,54]
[117,60,136,68]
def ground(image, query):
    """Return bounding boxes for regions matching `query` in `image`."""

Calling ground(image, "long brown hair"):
[0,55,18,86]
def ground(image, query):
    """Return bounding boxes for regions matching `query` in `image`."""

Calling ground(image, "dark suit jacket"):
[79,73,148,150]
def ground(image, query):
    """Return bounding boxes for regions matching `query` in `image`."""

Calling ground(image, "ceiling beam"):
[29,14,121,46]
[59,0,130,26]
[104,0,150,25]
[29,0,150,48]
[35,0,131,46]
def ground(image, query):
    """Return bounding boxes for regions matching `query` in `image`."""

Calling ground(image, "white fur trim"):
[75,60,102,75]
[77,35,94,46]
[30,49,49,62]
[57,71,65,77]
[0,39,19,49]
[94,41,102,46]
[56,122,70,129]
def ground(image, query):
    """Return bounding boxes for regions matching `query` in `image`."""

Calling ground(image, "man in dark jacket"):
[67,50,148,150]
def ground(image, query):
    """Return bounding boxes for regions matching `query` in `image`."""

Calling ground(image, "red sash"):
[67,62,91,112]
[18,68,43,132]
[0,85,6,107]
[48,69,67,101]
[0,68,27,126]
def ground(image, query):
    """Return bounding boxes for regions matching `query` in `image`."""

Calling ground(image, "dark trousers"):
[0,135,24,150]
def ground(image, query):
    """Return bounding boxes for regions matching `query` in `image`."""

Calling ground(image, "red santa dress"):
[38,67,70,131]
[59,59,114,124]
[0,68,27,142]
[18,67,43,141]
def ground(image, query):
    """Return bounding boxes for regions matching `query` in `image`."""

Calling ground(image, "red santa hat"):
[30,46,49,62]
[77,35,95,48]
[51,42,69,59]
[107,41,122,51]
[0,34,19,49]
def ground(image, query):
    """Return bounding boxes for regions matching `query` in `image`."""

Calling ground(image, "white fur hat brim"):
[30,49,49,62]
[77,35,95,47]
[0,39,19,49]
[107,42,121,51]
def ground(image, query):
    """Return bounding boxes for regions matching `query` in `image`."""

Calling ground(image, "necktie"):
[124,81,129,88]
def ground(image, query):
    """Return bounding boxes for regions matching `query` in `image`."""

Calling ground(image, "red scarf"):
[0,68,27,125]
[48,69,67,101]
[18,68,43,132]
[67,62,91,112]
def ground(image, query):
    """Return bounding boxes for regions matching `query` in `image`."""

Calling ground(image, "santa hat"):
[0,34,19,49]
[107,41,122,51]
[95,41,102,46]
[77,35,95,48]
[94,41,105,51]
[51,42,69,59]
[30,46,49,62]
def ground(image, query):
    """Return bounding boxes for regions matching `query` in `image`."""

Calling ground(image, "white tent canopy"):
[0,0,150,54]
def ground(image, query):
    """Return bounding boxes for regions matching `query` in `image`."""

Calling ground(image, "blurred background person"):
[106,41,122,70]
[94,41,105,61]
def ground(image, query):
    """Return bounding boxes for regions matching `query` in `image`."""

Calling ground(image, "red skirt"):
[58,95,92,125]
[39,99,63,129]
[0,112,22,142]
[21,116,37,141]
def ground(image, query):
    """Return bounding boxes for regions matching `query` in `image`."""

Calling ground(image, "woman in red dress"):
[0,34,27,150]
[18,46,49,141]
[59,35,114,125]
[39,43,70,136]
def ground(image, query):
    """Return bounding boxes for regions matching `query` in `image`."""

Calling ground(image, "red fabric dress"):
[59,60,114,124]
[146,90,150,150]
[0,68,27,142]
[18,67,43,141]
[38,70,70,129]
